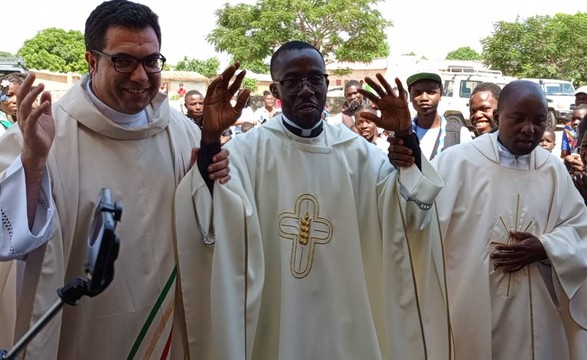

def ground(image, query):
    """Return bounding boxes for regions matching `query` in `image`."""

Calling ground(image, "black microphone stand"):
[1,190,122,360]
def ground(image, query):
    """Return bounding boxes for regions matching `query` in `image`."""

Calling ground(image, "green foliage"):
[17,28,86,73]
[174,56,220,78]
[0,51,14,57]
[482,13,587,84]
[207,0,391,73]
[445,46,483,61]
[241,77,258,92]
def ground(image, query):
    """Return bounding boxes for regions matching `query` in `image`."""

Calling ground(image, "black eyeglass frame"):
[91,49,166,74]
[273,73,329,90]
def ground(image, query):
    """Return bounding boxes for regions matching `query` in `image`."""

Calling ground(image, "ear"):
[493,109,499,127]
[270,83,280,100]
[86,51,97,75]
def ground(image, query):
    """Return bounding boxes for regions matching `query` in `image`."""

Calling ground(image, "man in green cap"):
[407,72,471,160]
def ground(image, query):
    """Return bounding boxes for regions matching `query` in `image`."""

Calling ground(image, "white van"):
[521,78,575,128]
[437,66,515,129]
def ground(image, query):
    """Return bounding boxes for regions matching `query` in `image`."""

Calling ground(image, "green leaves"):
[174,57,220,78]
[207,0,391,73]
[482,13,587,85]
[17,28,86,73]
[445,47,483,61]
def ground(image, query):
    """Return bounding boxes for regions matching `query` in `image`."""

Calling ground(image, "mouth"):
[124,88,149,95]
[296,103,318,112]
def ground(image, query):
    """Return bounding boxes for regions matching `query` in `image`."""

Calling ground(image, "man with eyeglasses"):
[0,1,235,359]
[176,40,451,359]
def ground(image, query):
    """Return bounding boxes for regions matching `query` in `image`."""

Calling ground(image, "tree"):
[482,13,587,84]
[174,56,220,78]
[0,51,14,58]
[207,0,390,73]
[445,46,483,61]
[241,78,258,93]
[17,28,86,73]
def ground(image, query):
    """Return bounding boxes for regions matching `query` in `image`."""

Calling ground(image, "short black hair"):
[85,0,161,52]
[471,82,501,99]
[543,127,556,138]
[270,41,324,79]
[345,80,361,90]
[184,90,203,102]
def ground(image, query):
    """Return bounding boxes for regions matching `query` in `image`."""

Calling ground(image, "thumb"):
[190,147,200,169]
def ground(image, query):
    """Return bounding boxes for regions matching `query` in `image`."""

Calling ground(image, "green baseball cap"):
[406,72,442,87]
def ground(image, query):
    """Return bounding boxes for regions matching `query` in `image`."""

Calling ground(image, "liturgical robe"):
[175,116,450,359]
[0,75,202,360]
[433,132,587,360]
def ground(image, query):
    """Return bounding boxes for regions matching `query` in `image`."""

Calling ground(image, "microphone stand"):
[1,189,122,360]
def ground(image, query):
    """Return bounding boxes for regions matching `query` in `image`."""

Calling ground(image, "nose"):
[297,81,315,96]
[129,62,149,82]
[520,121,534,135]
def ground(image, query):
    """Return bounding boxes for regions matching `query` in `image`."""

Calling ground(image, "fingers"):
[357,88,378,104]
[208,149,230,182]
[189,147,200,169]
[363,76,385,99]
[359,111,381,124]
[220,62,240,89]
[376,73,394,95]
[395,78,407,100]
[228,68,246,96]
[233,88,251,115]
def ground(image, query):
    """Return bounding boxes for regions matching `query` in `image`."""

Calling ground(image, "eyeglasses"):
[274,74,328,91]
[92,49,166,74]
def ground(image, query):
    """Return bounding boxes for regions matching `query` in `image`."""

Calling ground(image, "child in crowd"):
[540,127,556,152]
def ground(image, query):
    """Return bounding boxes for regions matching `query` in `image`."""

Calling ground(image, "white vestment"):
[433,132,587,360]
[176,116,449,359]
[0,74,204,360]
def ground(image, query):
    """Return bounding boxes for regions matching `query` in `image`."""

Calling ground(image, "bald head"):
[496,80,548,155]
[498,80,547,112]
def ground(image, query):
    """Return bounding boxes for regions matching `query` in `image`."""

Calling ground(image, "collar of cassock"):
[281,115,323,138]
[496,141,531,170]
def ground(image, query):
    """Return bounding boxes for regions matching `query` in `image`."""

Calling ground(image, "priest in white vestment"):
[0,2,230,358]
[175,42,452,359]
[391,80,587,359]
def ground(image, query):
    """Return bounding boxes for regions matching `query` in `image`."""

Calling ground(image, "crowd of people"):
[0,0,586,359]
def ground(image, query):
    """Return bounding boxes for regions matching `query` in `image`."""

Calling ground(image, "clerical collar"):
[281,115,323,138]
[85,80,149,129]
[497,141,531,170]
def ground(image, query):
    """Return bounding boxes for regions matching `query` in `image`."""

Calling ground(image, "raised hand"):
[202,62,250,144]
[17,72,55,173]
[357,74,412,135]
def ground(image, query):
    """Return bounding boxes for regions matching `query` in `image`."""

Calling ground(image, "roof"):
[160,70,208,82]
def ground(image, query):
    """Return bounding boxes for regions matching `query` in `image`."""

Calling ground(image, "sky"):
[4,0,587,67]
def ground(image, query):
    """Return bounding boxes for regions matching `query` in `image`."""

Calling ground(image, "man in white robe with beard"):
[389,80,587,359]
[175,41,452,359]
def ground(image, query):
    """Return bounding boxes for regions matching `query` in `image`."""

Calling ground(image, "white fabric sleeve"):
[0,155,54,260]
[397,156,444,230]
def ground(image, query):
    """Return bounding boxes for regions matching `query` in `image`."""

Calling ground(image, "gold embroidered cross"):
[279,194,333,279]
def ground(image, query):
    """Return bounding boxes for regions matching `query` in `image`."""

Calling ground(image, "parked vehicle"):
[0,56,27,76]
[521,78,575,128]
[437,65,515,129]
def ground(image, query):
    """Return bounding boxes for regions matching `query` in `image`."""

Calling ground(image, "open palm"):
[203,62,249,138]
[358,74,412,132]
[17,73,55,169]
